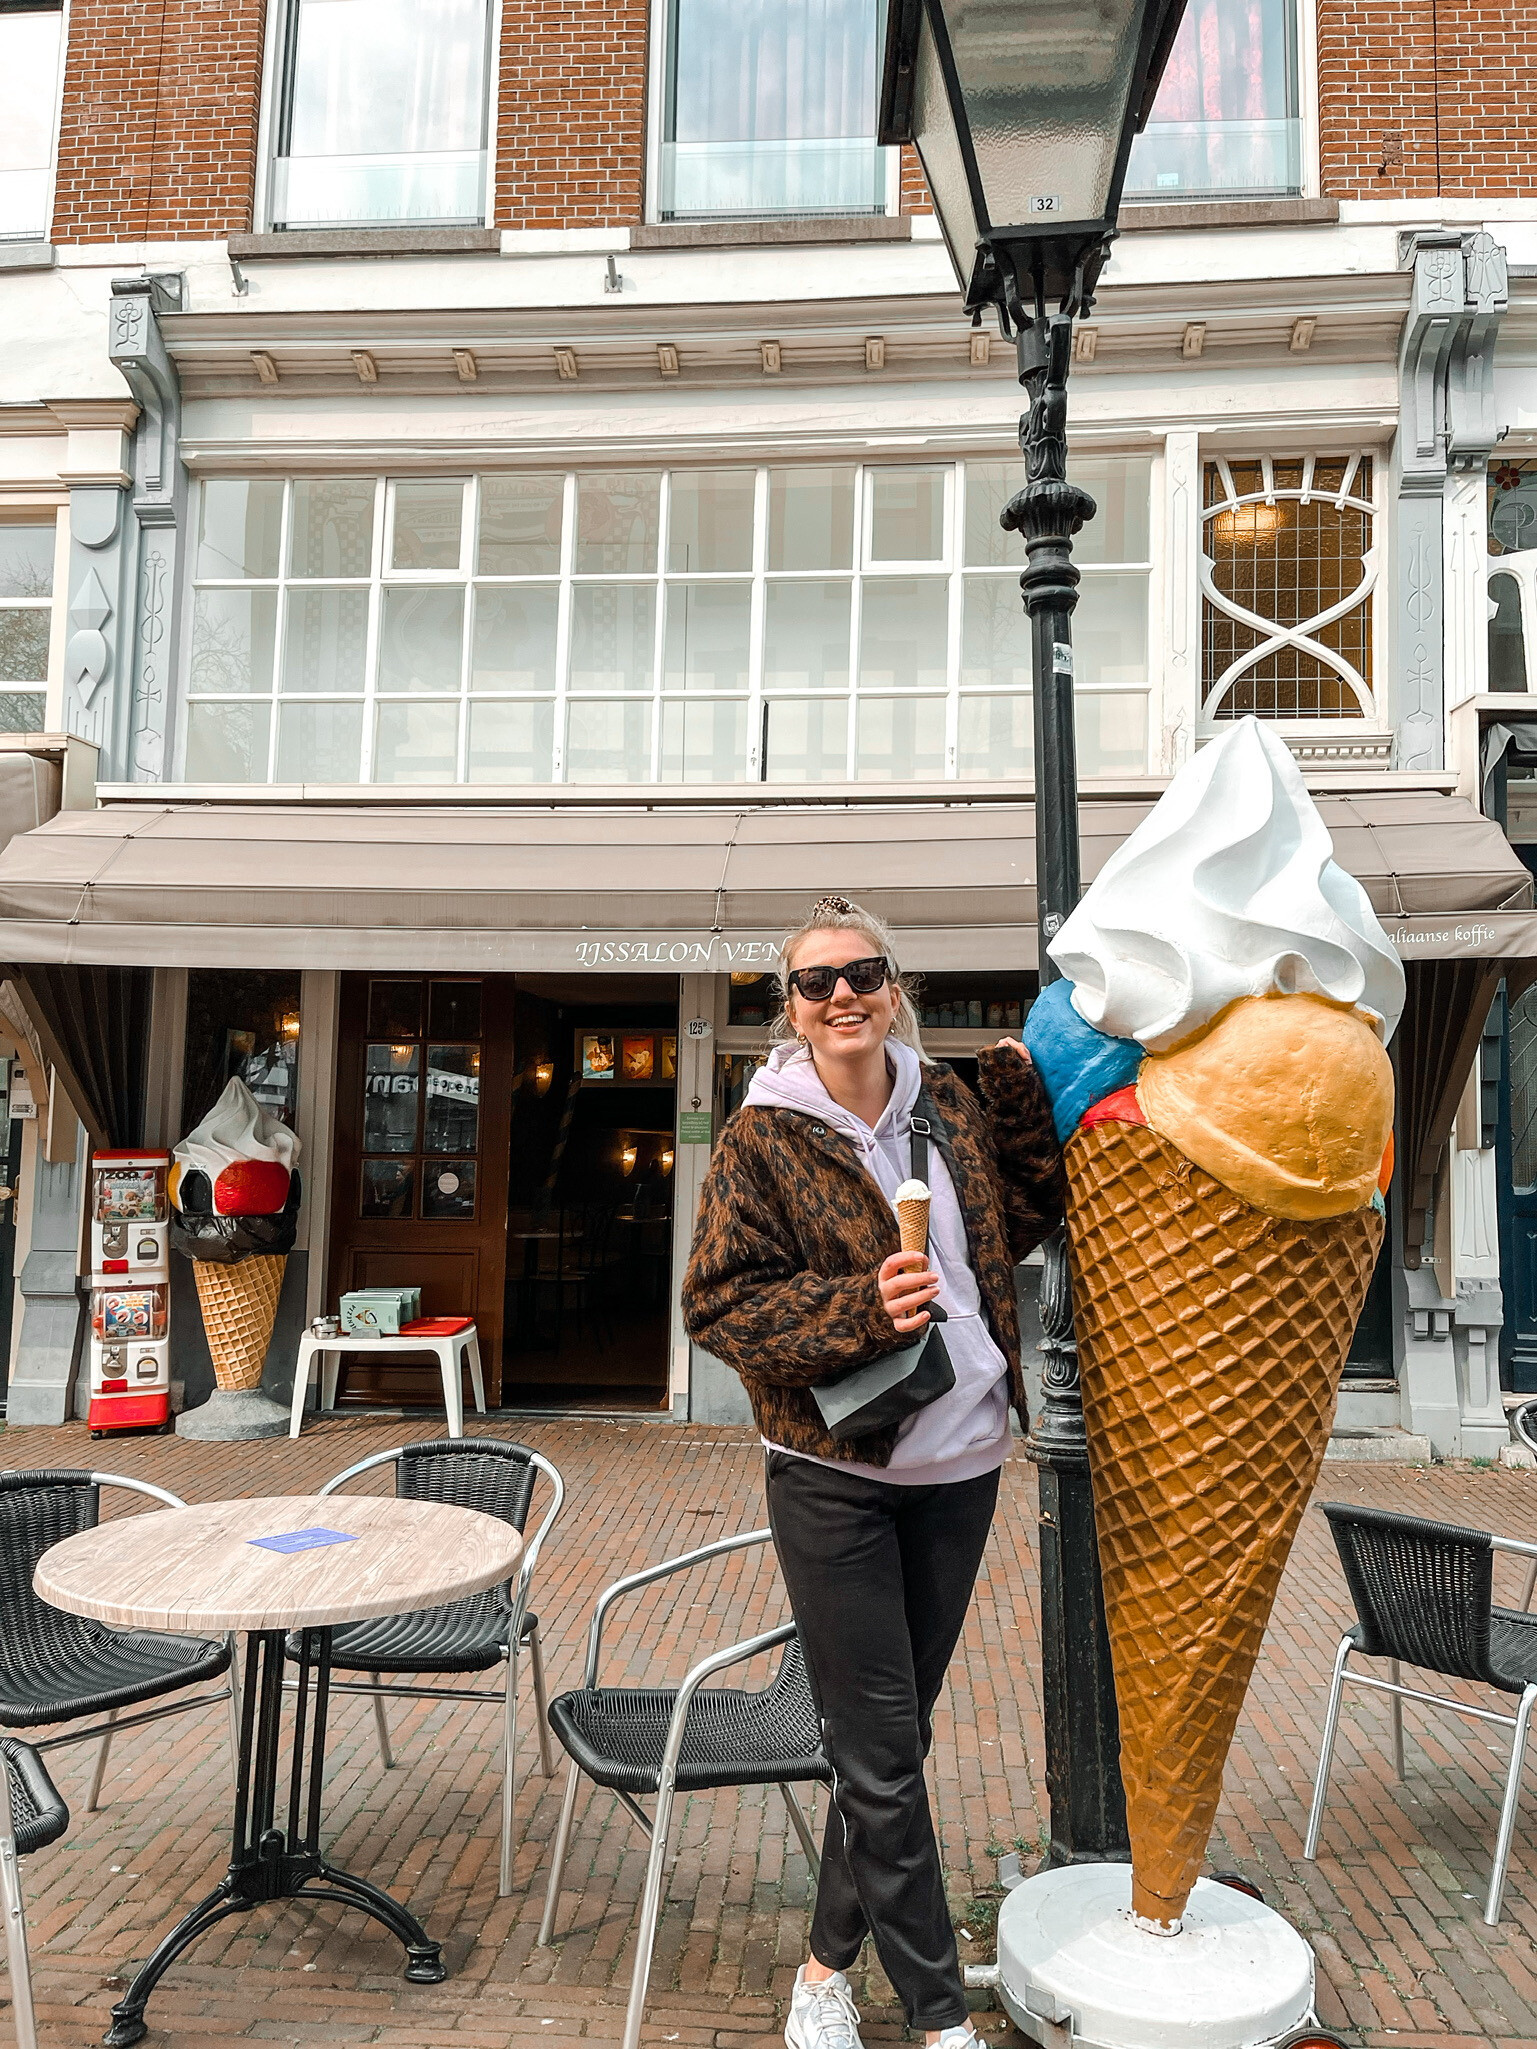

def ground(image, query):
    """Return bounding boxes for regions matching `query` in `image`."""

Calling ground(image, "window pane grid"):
[182,461,1157,784]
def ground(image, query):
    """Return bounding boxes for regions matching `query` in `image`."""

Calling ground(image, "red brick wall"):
[1317,0,1537,199]
[52,0,267,242]
[494,0,649,229]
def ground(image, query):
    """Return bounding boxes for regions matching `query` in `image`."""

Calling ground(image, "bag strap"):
[909,1090,932,1193]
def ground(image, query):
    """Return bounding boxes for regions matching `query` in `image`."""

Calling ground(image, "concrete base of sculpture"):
[996,1864,1317,2049]
[175,1388,290,1440]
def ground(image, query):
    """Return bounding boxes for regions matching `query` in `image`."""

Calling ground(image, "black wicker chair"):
[297,1438,564,1895]
[1306,1501,1537,1923]
[1,1738,69,2049]
[0,1471,237,1811]
[537,1528,829,2049]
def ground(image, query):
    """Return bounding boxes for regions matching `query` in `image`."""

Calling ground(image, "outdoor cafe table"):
[33,1492,524,2047]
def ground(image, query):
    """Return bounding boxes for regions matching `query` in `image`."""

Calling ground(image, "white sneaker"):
[933,2030,985,2049]
[785,1966,864,2049]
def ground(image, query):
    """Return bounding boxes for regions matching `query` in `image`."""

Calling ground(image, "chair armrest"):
[656,1621,800,1789]
[1492,1535,1537,1562]
[506,1452,565,1635]
[317,1447,403,1497]
[584,1528,773,1687]
[94,1473,186,1512]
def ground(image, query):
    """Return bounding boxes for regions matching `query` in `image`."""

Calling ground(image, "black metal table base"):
[105,1628,445,2048]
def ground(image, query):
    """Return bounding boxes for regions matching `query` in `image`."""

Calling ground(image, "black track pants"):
[765,1450,1000,2031]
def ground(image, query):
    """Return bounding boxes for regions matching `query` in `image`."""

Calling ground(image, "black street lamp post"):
[879,0,1190,1868]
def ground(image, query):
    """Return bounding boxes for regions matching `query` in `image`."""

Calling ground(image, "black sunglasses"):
[786,955,892,1002]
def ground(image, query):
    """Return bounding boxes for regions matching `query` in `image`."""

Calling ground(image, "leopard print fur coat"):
[681,1047,1065,1465]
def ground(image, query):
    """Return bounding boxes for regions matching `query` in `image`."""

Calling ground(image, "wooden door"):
[328,974,514,1405]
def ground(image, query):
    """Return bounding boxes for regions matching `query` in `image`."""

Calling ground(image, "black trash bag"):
[171,1172,302,1265]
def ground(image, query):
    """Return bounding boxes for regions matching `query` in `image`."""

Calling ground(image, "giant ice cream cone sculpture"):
[172,1078,301,1397]
[1024,717,1404,1933]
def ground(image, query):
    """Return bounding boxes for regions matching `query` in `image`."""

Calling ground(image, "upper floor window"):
[659,0,888,221]
[1125,0,1300,201]
[269,0,490,230]
[0,1,65,243]
[179,461,1152,787]
[0,522,54,733]
[1202,456,1376,723]
[1489,459,1537,694]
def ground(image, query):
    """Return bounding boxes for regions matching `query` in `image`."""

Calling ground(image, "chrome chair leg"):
[1521,1557,1537,1614]
[85,1709,117,1813]
[1486,1682,1537,1925]
[528,1621,555,1777]
[622,1761,679,2049]
[226,1635,243,1788]
[499,1641,521,1898]
[779,1783,822,1879]
[370,1677,394,1770]
[1304,1635,1354,1860]
[537,1760,583,1946]
[1389,1659,1406,1780]
[0,1763,37,2049]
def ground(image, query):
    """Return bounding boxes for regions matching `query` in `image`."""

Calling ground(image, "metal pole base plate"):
[996,1864,1315,2049]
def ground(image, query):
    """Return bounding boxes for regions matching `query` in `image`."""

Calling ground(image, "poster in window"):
[660,1035,677,1080]
[622,1036,655,1082]
[581,1033,615,1082]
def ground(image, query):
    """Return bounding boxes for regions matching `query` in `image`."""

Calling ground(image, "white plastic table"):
[289,1324,485,1438]
[35,1493,522,2046]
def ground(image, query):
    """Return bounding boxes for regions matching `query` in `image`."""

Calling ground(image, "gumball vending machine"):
[88,1152,171,1434]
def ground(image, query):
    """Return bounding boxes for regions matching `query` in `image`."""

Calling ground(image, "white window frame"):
[0,506,66,731]
[254,0,497,234]
[643,0,898,226]
[0,0,68,246]
[176,457,1160,788]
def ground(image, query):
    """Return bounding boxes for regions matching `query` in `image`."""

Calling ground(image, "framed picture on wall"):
[660,1035,677,1079]
[581,1033,615,1082]
[622,1036,655,1081]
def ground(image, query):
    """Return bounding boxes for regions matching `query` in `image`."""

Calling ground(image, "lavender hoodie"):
[745,1039,1012,1486]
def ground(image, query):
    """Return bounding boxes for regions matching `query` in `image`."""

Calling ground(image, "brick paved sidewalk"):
[1,1416,1535,2049]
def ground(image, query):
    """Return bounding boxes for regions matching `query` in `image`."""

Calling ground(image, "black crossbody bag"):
[809,1092,956,1445]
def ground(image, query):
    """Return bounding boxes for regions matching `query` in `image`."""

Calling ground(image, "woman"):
[683,896,1063,2049]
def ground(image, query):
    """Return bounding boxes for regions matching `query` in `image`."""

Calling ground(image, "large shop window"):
[659,0,888,220]
[0,523,53,732]
[1201,456,1376,723]
[180,461,1153,785]
[1125,0,1300,201]
[0,1,63,242]
[269,0,491,229]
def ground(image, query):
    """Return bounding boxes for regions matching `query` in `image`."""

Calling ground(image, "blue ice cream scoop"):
[1022,979,1145,1144]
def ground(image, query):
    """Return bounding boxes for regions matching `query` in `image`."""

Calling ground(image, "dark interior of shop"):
[501,975,680,1411]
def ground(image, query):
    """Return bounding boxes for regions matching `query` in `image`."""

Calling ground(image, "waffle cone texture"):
[1066,1119,1382,1928]
[897,1196,930,1255]
[192,1254,285,1391]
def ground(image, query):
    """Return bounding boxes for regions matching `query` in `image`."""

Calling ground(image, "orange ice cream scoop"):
[1136,991,1393,1221]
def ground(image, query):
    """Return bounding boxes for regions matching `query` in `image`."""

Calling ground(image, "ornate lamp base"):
[995,1864,1324,2049]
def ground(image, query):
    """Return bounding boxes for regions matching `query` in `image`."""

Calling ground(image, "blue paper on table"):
[248,1528,359,1555]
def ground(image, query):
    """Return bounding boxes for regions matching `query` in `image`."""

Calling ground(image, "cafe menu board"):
[578,1031,677,1086]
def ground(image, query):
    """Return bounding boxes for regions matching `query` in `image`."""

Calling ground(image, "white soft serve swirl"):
[1047,716,1407,1052]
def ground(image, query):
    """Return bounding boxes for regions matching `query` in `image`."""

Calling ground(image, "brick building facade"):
[1,0,1537,1457]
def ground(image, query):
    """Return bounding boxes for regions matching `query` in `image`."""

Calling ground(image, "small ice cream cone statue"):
[1024,717,1405,1935]
[191,1252,287,1392]
[171,1078,302,1436]
[893,1178,931,1254]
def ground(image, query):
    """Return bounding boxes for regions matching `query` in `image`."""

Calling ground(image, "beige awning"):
[0,788,1530,972]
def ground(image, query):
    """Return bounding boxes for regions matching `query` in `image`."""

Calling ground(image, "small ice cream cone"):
[893,1178,931,1255]
[192,1254,285,1392]
[1066,1118,1382,1929]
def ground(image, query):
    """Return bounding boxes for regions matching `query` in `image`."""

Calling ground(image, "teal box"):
[340,1287,421,1336]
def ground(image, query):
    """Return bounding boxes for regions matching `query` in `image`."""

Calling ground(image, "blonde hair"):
[773,895,929,1060]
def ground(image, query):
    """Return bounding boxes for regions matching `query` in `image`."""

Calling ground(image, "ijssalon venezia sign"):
[572,936,783,969]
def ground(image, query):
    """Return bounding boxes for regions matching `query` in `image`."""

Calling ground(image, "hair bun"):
[811,894,857,919]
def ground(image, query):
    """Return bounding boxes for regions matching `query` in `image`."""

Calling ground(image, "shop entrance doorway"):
[328,974,517,1407]
[503,976,678,1411]
[326,972,678,1415]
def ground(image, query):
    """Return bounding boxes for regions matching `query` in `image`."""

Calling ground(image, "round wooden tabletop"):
[33,1494,525,1634]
